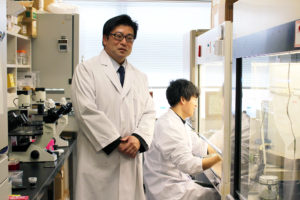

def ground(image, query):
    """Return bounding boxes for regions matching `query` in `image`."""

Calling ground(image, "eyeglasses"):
[110,32,135,43]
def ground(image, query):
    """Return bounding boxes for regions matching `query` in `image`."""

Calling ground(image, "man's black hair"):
[103,14,138,39]
[166,79,199,107]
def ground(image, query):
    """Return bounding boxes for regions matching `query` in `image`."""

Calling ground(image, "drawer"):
[0,178,11,200]
[0,155,8,183]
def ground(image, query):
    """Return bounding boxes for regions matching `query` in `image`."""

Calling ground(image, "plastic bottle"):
[17,50,27,65]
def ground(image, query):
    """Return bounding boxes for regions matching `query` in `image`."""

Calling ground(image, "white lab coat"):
[144,109,218,200]
[72,50,155,200]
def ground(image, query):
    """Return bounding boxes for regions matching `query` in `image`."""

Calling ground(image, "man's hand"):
[118,136,141,158]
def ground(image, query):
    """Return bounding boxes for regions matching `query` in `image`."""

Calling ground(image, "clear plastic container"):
[258,175,279,200]
[9,170,23,187]
[17,50,27,65]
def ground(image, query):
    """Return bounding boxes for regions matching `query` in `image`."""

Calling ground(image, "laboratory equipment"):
[32,87,46,115]
[17,90,31,109]
[8,91,73,162]
[32,13,79,101]
[8,106,53,162]
[8,111,28,132]
[34,88,46,102]
[232,13,300,200]
[193,21,232,199]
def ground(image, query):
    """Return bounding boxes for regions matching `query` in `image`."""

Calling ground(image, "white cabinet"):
[1,0,11,198]
[6,31,31,108]
[0,178,11,200]
[0,155,8,185]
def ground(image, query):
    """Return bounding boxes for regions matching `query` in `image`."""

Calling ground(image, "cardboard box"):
[211,0,238,28]
[54,163,70,200]
[18,1,34,8]
[33,0,55,11]
[26,21,37,38]
[23,7,37,23]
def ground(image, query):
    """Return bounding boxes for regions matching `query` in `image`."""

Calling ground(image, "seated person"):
[144,79,222,200]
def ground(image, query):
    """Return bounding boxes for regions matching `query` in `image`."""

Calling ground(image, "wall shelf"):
[7,31,30,40]
[7,64,31,69]
[6,30,31,108]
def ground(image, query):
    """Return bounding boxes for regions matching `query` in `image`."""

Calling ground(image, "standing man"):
[144,79,221,200]
[72,14,156,200]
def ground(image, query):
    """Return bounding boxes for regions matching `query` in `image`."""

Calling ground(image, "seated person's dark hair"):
[166,79,199,107]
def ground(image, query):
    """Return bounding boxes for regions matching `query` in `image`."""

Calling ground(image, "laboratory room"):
[1,0,300,199]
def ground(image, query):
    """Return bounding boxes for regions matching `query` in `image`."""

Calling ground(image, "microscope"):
[8,89,73,162]
[43,99,72,147]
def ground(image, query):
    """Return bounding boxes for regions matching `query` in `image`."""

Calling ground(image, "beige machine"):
[32,13,79,101]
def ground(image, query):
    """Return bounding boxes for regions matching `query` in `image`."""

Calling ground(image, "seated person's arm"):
[190,133,222,171]
[202,153,222,170]
[202,145,222,170]
[207,145,217,154]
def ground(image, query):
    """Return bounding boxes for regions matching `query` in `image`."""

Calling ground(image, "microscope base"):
[54,136,69,147]
[9,144,57,162]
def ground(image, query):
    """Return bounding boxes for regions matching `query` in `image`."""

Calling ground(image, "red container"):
[8,160,20,171]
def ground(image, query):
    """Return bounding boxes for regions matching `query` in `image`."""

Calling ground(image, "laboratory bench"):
[11,132,77,200]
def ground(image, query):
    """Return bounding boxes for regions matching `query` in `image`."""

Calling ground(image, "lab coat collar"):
[175,112,186,124]
[100,50,133,97]
[169,109,186,124]
[110,56,128,72]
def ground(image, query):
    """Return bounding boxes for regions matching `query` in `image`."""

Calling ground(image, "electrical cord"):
[286,61,297,159]
[259,105,267,171]
[13,98,18,107]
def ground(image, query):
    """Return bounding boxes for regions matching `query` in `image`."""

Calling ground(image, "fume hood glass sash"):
[232,20,300,200]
